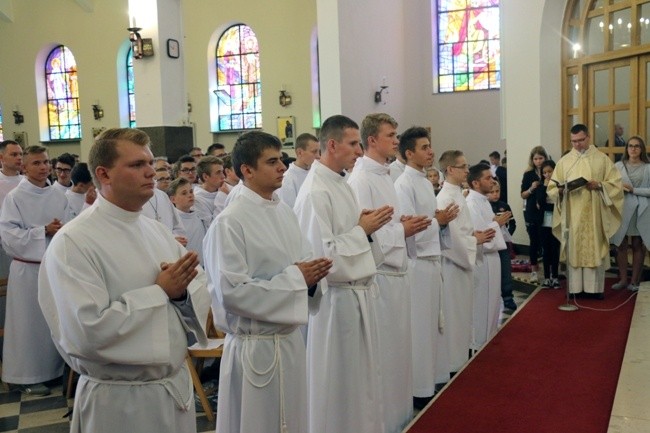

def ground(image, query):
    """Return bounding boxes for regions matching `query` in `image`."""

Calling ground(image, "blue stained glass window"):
[127,47,136,128]
[216,24,262,130]
[0,106,3,141]
[45,45,81,140]
[436,0,500,92]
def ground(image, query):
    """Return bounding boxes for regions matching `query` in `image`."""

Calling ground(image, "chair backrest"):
[206,310,226,339]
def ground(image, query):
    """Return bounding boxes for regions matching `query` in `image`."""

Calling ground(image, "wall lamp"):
[12,110,24,124]
[279,90,292,107]
[374,85,389,103]
[92,104,104,120]
[128,26,154,59]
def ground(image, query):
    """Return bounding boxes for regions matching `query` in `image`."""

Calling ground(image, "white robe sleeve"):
[0,195,46,260]
[38,234,207,365]
[209,217,309,325]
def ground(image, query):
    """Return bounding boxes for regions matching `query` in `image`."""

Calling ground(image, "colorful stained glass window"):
[45,45,81,140]
[216,24,262,130]
[0,106,3,141]
[437,0,500,92]
[127,47,136,128]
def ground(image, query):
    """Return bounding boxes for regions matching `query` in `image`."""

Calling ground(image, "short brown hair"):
[196,155,223,182]
[438,150,464,174]
[361,113,398,149]
[24,145,48,156]
[89,128,150,188]
[294,133,318,151]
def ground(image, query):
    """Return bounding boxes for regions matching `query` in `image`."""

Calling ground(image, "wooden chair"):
[186,311,225,422]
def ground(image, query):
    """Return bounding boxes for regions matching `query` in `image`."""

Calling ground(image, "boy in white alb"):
[168,178,208,266]
[277,133,320,208]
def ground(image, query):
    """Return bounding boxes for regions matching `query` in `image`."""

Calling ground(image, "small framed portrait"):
[277,116,295,147]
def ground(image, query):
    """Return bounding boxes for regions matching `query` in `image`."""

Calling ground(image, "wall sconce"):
[12,110,24,124]
[92,104,104,120]
[127,26,154,59]
[279,90,292,107]
[374,85,388,103]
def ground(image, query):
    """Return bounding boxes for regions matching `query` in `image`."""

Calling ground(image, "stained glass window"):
[437,0,500,92]
[127,47,136,128]
[0,106,3,141]
[45,45,81,140]
[215,24,262,130]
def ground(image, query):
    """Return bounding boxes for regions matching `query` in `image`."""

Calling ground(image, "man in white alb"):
[294,115,393,433]
[204,131,331,433]
[394,126,459,408]
[0,140,24,278]
[466,163,509,350]
[0,145,72,395]
[348,113,431,433]
[193,155,225,224]
[38,128,210,433]
[277,132,320,208]
[52,152,75,193]
[436,150,495,373]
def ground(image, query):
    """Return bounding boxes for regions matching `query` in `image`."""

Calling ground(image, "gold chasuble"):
[547,145,623,268]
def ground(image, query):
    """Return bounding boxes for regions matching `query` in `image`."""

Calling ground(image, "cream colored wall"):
[182,0,317,152]
[0,0,130,159]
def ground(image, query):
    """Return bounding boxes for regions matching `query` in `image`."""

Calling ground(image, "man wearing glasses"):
[547,124,623,300]
[436,150,495,376]
[173,155,198,185]
[52,153,75,193]
[154,169,172,192]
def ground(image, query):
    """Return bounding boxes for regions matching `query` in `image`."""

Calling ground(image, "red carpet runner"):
[406,281,637,433]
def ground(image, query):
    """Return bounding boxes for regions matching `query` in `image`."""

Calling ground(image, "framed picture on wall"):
[277,116,295,147]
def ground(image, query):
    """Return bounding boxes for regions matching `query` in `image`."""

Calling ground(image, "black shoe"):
[591,292,605,300]
[503,299,517,312]
[413,396,433,410]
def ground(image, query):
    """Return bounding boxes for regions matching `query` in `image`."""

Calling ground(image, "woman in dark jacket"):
[520,146,549,283]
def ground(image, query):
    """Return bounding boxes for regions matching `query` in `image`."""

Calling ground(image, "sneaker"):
[529,272,538,284]
[540,278,552,289]
[17,383,51,396]
[503,299,517,312]
[552,278,561,289]
[628,284,639,292]
[612,281,628,290]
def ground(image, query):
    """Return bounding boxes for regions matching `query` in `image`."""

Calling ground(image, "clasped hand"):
[296,257,333,287]
[156,251,200,299]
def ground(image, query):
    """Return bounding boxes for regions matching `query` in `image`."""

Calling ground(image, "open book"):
[565,177,588,192]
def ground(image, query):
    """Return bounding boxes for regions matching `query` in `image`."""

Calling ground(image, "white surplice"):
[465,190,506,350]
[193,187,219,225]
[348,155,413,433]
[65,189,86,218]
[38,194,209,433]
[0,178,72,384]
[0,172,22,279]
[394,166,451,394]
[389,159,405,183]
[277,162,310,209]
[142,188,187,237]
[204,186,310,433]
[213,182,233,217]
[52,180,72,194]
[436,182,477,372]
[177,210,207,266]
[293,160,381,433]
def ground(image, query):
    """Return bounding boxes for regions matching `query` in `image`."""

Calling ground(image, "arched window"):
[127,47,136,128]
[436,0,500,92]
[45,45,81,140]
[0,106,4,141]
[215,24,262,131]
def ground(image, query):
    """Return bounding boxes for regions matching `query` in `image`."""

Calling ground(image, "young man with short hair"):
[394,127,459,408]
[52,152,75,193]
[294,115,392,433]
[174,155,197,184]
[277,133,320,208]
[206,143,226,157]
[193,156,225,223]
[189,147,204,163]
[348,113,431,432]
[38,128,210,433]
[466,163,509,350]
[0,146,72,395]
[436,150,495,373]
[204,131,332,433]
[66,162,95,218]
[0,140,24,277]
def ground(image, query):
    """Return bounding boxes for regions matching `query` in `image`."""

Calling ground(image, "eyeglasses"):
[179,168,197,173]
[55,168,72,173]
[628,144,642,149]
[450,164,469,169]
[156,177,172,182]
